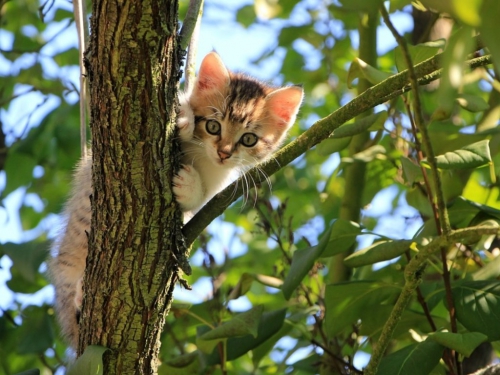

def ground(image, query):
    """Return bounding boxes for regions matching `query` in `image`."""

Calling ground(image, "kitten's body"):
[49,52,303,348]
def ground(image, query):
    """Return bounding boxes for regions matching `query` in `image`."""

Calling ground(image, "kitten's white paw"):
[177,94,195,141]
[74,277,83,309]
[173,165,204,212]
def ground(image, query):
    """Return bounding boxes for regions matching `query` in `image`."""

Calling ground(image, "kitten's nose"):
[218,150,232,160]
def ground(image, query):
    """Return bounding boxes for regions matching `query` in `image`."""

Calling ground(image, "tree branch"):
[183,0,203,94]
[182,54,493,247]
[179,0,204,51]
[363,222,500,375]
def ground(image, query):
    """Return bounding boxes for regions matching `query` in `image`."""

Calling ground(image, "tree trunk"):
[78,0,184,373]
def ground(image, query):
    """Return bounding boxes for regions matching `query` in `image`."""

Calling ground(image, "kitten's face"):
[190,76,280,169]
[188,52,304,170]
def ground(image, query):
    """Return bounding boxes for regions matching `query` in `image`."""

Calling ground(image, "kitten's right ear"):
[195,52,230,93]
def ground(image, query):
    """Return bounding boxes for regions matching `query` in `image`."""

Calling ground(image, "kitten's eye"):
[240,133,258,147]
[206,120,221,135]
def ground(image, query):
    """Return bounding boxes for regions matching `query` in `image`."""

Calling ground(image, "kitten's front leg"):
[173,165,204,213]
[177,93,195,141]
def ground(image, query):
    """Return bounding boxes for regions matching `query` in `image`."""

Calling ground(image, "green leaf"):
[52,8,74,22]
[52,47,79,67]
[452,280,500,340]
[321,219,361,257]
[435,27,475,117]
[282,220,360,300]
[67,345,109,375]
[324,281,400,336]
[342,144,386,163]
[428,331,488,357]
[400,156,423,185]
[161,351,201,374]
[14,370,40,375]
[480,0,500,74]
[3,153,37,196]
[424,140,491,170]
[347,58,393,88]
[254,0,282,20]
[472,255,500,280]
[204,308,287,365]
[316,137,351,156]
[344,240,413,268]
[456,93,490,112]
[227,273,254,301]
[292,353,322,372]
[196,305,263,354]
[332,111,388,138]
[375,339,445,375]
[2,242,48,283]
[16,306,54,354]
[395,39,445,72]
[338,0,384,12]
[452,0,482,26]
[236,5,256,28]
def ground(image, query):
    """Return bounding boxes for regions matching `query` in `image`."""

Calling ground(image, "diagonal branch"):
[182,54,493,247]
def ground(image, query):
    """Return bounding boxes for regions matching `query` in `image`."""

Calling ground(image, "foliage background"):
[1,0,499,374]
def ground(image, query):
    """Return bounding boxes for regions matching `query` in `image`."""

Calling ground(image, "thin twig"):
[380,5,450,235]
[379,6,458,374]
[179,0,204,50]
[73,0,89,157]
[183,0,204,94]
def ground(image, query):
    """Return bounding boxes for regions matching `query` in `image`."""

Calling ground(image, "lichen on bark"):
[79,0,184,373]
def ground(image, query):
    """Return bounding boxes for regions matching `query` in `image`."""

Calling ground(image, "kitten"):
[49,51,303,348]
[174,52,304,217]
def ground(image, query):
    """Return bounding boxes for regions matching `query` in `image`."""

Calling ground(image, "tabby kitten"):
[49,52,303,348]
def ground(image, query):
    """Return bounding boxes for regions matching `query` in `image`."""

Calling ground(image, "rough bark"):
[79,0,185,373]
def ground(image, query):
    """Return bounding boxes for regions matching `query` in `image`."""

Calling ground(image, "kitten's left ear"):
[265,86,304,128]
[195,52,230,93]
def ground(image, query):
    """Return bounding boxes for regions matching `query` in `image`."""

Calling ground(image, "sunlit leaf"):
[317,137,351,155]
[236,5,256,28]
[282,219,360,300]
[338,0,384,12]
[395,39,445,72]
[423,140,491,170]
[400,156,423,185]
[228,273,254,301]
[480,0,500,73]
[452,280,500,340]
[325,281,400,336]
[204,308,287,365]
[375,339,444,375]
[321,219,361,257]
[435,26,475,117]
[428,331,488,357]
[196,305,263,354]
[342,145,386,163]
[332,111,388,138]
[344,240,413,268]
[456,93,490,112]
[67,345,109,375]
[347,58,393,88]
[161,351,201,374]
[254,0,281,20]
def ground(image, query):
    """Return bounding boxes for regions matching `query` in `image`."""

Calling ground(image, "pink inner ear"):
[267,87,304,125]
[196,52,230,92]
